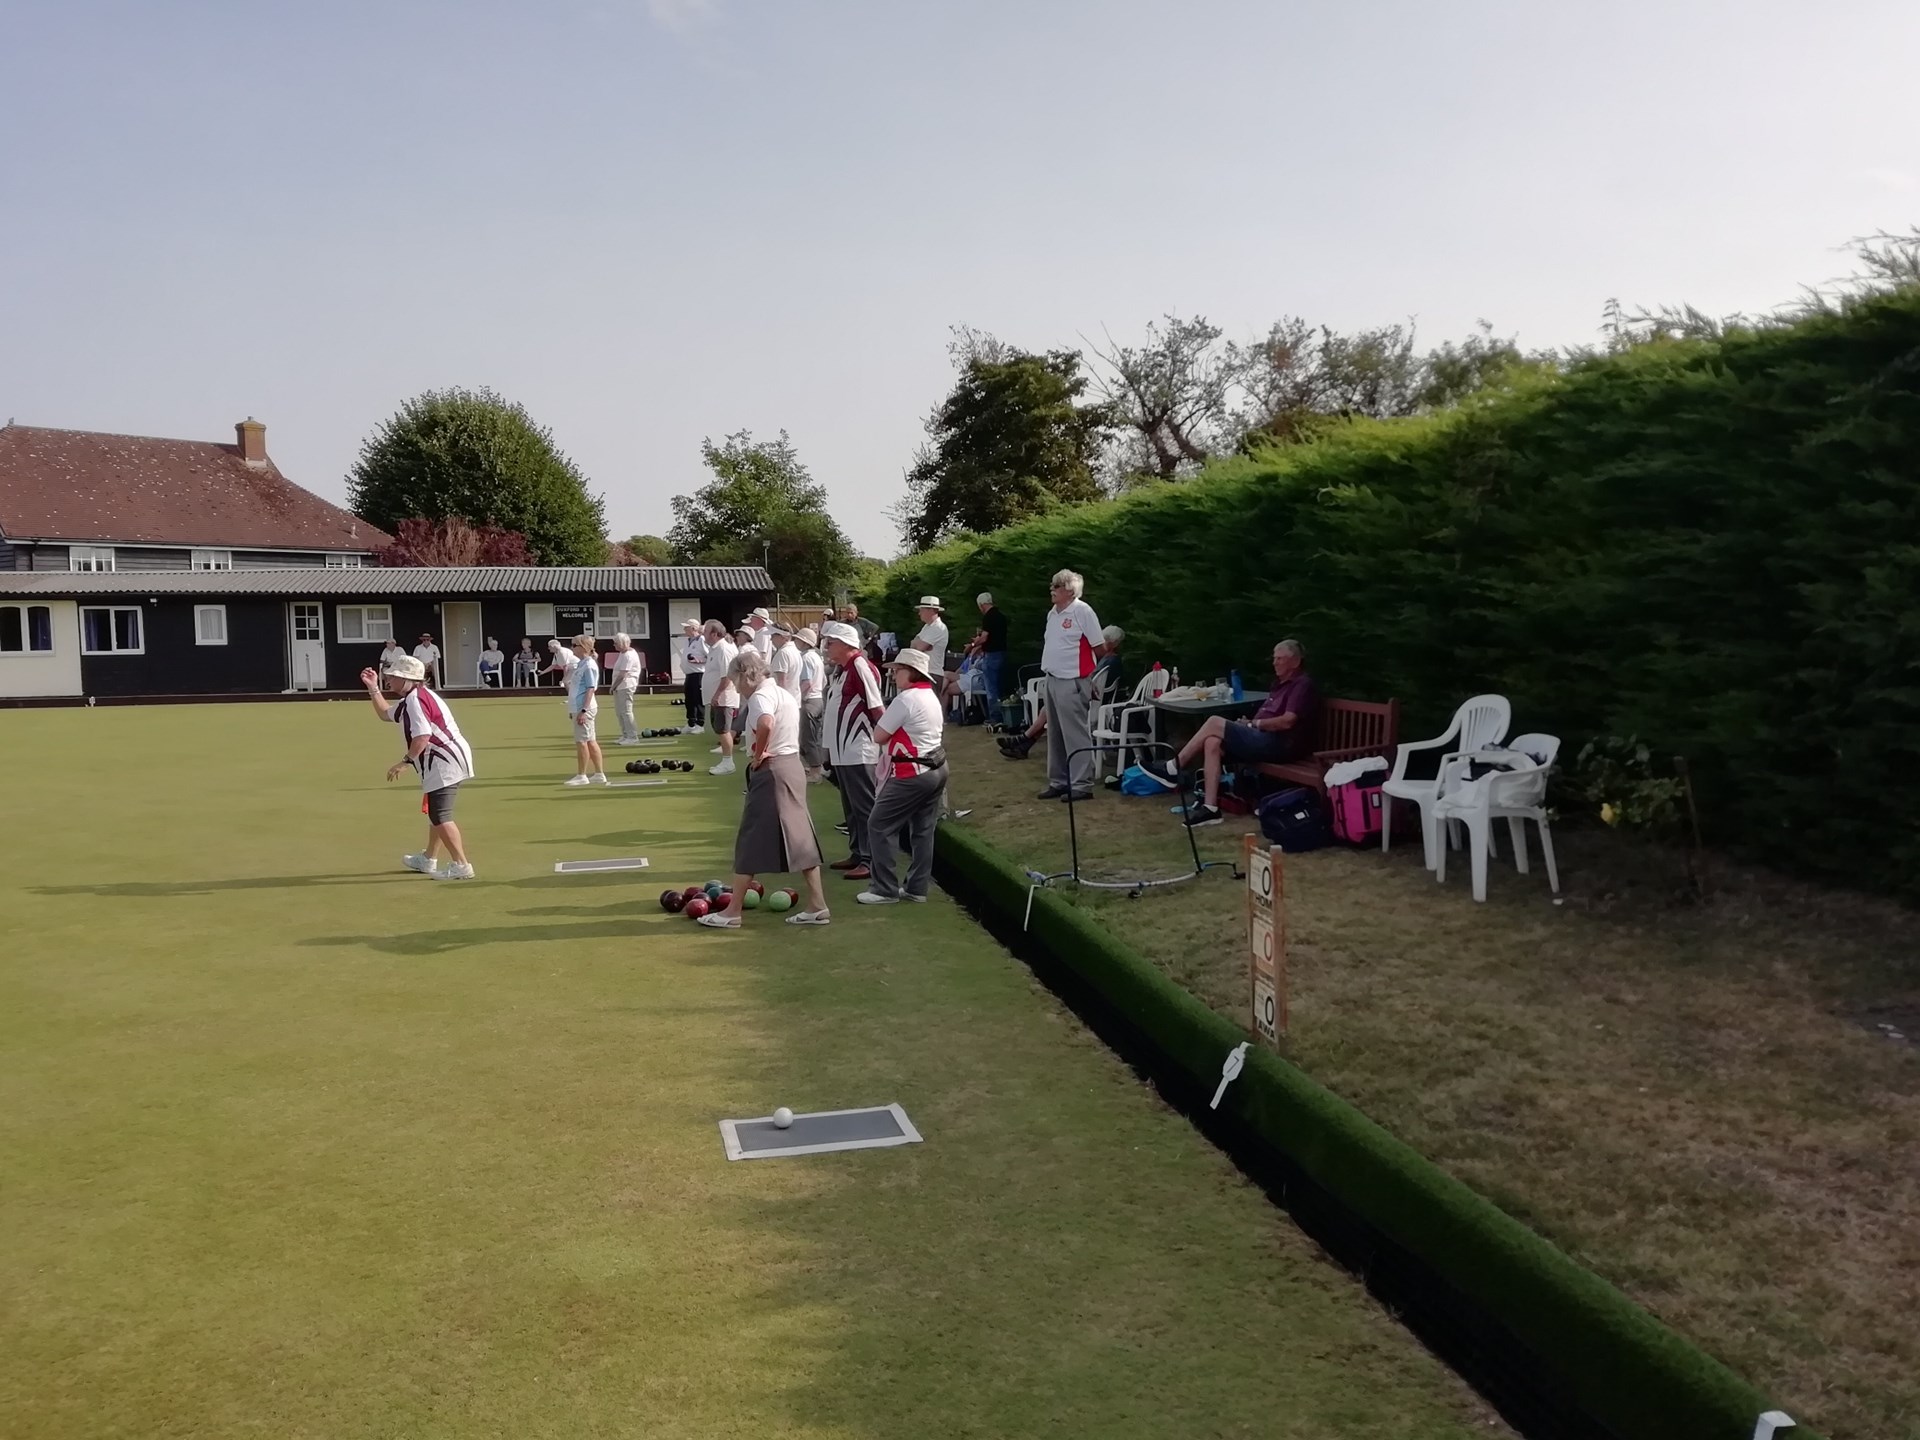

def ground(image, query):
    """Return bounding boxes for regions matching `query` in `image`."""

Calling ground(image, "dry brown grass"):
[949,726,1920,1440]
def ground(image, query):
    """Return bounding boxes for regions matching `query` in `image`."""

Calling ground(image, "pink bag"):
[1329,776,1387,845]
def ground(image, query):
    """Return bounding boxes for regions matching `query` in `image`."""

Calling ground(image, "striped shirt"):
[877,681,943,780]
[827,652,885,765]
[389,685,475,793]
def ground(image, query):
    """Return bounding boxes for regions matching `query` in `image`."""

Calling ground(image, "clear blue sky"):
[3,0,1915,556]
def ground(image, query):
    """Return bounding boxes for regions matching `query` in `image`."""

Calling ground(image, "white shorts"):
[572,711,598,743]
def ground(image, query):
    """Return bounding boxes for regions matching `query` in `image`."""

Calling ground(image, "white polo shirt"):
[704,636,738,707]
[387,685,475,792]
[771,642,802,697]
[798,648,825,700]
[749,623,773,660]
[743,678,800,757]
[914,617,949,674]
[1041,599,1102,679]
[611,648,642,690]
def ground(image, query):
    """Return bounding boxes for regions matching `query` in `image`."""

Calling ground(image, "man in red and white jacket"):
[1037,568,1110,803]
[821,621,885,880]
[859,647,946,904]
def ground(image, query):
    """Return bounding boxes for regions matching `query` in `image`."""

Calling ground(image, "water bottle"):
[1230,668,1244,702]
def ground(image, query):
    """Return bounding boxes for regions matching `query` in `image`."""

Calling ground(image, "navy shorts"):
[1221,722,1303,765]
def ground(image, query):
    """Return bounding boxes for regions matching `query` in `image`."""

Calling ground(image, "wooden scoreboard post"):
[1243,834,1286,1045]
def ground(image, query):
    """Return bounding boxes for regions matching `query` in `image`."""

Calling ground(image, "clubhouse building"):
[0,420,773,702]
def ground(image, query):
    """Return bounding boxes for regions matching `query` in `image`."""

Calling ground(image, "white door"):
[288,601,325,690]
[667,597,701,679]
[442,602,483,687]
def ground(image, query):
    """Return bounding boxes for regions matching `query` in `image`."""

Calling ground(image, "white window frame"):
[194,604,229,645]
[325,554,364,570]
[0,603,57,657]
[336,604,393,643]
[191,549,233,571]
[595,602,650,640]
[80,605,144,655]
[70,546,116,573]
[524,603,557,635]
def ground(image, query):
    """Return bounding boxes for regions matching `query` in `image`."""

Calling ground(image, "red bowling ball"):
[684,897,711,920]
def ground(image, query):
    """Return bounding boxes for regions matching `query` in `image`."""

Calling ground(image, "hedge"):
[872,289,1920,896]
[935,820,1813,1440]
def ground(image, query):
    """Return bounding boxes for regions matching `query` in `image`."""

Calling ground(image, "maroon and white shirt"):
[876,680,943,780]
[387,685,475,792]
[827,653,886,766]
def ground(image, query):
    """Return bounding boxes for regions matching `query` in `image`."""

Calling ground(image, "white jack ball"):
[772,1107,794,1129]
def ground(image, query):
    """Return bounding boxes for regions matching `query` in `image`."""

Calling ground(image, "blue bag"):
[1256,787,1331,852]
[1119,765,1166,797]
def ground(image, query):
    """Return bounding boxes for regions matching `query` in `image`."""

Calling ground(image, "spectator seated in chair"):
[1148,638,1316,827]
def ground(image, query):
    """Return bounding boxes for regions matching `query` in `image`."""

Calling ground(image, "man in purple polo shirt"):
[1153,639,1318,827]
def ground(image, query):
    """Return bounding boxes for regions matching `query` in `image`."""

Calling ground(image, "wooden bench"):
[1247,697,1401,795]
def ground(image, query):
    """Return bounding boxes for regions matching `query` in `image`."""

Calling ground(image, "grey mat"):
[552,857,651,873]
[719,1103,922,1161]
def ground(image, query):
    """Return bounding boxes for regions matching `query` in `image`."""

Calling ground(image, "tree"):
[1087,314,1241,483]
[667,430,856,599]
[378,517,536,567]
[347,387,607,566]
[897,337,1110,551]
[619,534,677,566]
[1238,317,1427,443]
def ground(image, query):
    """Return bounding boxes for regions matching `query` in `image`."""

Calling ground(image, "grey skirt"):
[734,753,823,874]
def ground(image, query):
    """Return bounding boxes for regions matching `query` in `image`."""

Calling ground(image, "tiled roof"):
[0,423,387,551]
[0,565,775,598]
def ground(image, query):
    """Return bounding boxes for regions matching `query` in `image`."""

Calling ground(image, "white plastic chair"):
[1092,667,1170,779]
[1380,694,1511,869]
[1021,675,1048,729]
[1432,733,1561,902]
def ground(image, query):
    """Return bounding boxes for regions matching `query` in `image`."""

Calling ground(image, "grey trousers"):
[835,759,877,865]
[613,686,638,742]
[867,766,946,899]
[800,697,826,768]
[1045,676,1097,796]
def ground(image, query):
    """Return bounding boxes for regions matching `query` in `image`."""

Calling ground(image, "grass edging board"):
[933,820,1814,1440]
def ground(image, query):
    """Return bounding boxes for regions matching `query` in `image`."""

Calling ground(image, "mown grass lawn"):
[949,723,1920,1440]
[0,696,1501,1440]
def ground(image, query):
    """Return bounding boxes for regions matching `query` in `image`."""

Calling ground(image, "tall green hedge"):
[869,289,1920,895]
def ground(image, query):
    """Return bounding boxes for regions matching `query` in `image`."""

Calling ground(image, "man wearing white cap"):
[359,652,477,880]
[680,618,708,732]
[745,607,774,660]
[769,621,802,700]
[909,596,948,677]
[794,626,827,781]
[858,647,946,905]
[821,620,884,878]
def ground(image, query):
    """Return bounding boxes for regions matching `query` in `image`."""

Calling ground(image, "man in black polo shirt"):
[973,592,1009,704]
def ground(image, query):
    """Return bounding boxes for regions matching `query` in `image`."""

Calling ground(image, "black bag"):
[1256,786,1332,853]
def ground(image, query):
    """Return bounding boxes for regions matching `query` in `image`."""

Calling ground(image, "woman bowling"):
[698,648,833,929]
[856,647,946,905]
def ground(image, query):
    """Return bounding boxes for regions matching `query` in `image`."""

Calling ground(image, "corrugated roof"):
[0,566,775,598]
[0,423,389,551]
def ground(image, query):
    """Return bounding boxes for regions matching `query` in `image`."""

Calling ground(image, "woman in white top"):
[701,620,740,775]
[609,632,644,743]
[379,638,408,673]
[541,637,576,688]
[770,623,802,699]
[857,647,946,905]
[478,637,506,688]
[698,649,831,929]
[794,626,827,781]
[680,619,708,732]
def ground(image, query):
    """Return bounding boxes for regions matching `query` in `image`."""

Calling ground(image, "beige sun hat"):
[890,648,933,679]
[380,654,427,681]
[916,595,943,610]
[795,626,819,646]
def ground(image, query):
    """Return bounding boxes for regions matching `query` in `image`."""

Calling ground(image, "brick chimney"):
[235,417,267,467]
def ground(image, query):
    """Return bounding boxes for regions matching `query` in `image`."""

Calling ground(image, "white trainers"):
[563,774,591,787]
[589,772,609,785]
[615,737,640,746]
[855,891,898,906]
[709,758,736,776]
[402,853,438,874]
[688,725,705,735]
[710,745,724,754]
[435,861,476,881]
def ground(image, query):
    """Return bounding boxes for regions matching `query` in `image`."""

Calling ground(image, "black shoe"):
[1063,791,1093,803]
[1036,786,1068,801]
[1184,802,1224,828]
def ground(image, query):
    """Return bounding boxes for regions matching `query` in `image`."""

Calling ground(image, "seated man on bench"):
[1153,638,1318,827]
